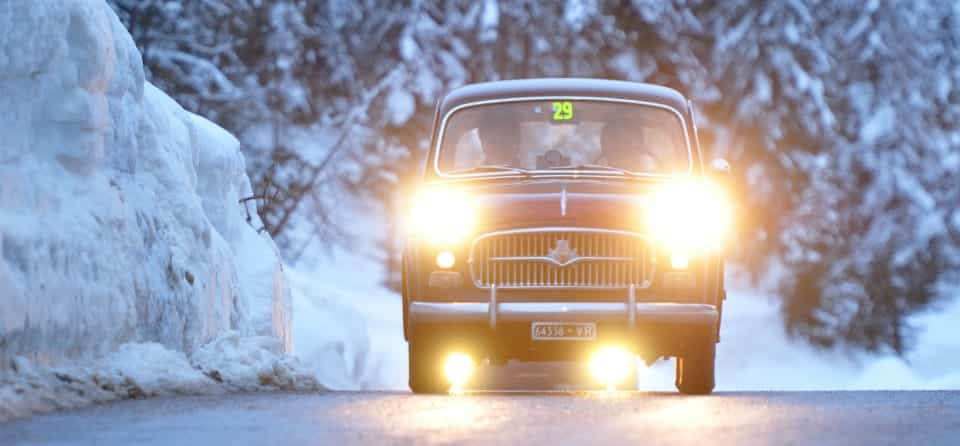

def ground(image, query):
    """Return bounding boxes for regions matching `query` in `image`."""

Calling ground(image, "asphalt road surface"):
[2,390,958,445]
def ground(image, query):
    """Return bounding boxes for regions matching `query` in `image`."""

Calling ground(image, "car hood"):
[461,179,658,233]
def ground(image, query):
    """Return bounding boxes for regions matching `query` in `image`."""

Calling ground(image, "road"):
[2,391,958,445]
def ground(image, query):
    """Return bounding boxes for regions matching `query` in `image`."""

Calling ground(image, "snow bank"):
[641,269,960,391]
[0,0,289,367]
[0,0,301,421]
[191,332,319,391]
[291,254,407,390]
[0,339,319,422]
[288,197,407,389]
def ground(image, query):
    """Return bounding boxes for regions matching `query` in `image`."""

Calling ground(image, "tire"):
[408,340,448,394]
[675,340,716,395]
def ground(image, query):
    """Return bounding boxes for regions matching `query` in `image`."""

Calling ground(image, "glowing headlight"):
[436,251,456,269]
[645,181,731,253]
[589,346,634,391]
[443,352,475,391]
[409,189,475,246]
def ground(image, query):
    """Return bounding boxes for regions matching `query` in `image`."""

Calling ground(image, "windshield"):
[436,99,690,176]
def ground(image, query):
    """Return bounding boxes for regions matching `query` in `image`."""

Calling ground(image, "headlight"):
[645,180,731,253]
[408,188,475,246]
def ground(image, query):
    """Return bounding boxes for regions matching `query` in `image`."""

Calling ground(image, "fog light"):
[588,346,633,391]
[671,253,689,269]
[436,251,456,269]
[443,353,474,391]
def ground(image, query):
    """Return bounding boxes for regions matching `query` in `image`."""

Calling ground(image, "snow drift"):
[0,0,309,421]
[0,0,288,367]
[0,334,320,423]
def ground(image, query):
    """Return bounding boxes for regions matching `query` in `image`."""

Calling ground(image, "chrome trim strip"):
[409,301,718,325]
[560,184,567,216]
[468,227,656,290]
[409,302,489,323]
[470,227,651,245]
[489,255,634,267]
[489,284,498,331]
[687,98,706,173]
[431,96,695,179]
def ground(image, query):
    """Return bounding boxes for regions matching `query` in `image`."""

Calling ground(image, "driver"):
[477,113,522,167]
[600,120,659,172]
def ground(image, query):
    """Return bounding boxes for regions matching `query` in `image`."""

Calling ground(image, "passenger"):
[477,114,522,167]
[600,120,660,172]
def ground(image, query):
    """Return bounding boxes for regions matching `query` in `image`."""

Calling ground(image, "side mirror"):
[710,158,731,176]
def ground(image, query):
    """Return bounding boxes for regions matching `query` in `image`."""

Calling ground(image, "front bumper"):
[408,293,718,361]
[410,301,718,326]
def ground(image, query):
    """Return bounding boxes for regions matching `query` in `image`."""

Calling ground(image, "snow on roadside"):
[283,190,407,390]
[641,268,960,391]
[0,338,321,423]
[0,0,290,366]
[191,332,320,391]
[0,0,304,423]
[291,254,407,390]
[849,297,960,390]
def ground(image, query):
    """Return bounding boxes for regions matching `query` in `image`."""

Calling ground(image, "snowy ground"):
[291,224,960,391]
[290,219,407,390]
[647,269,960,391]
[0,334,320,423]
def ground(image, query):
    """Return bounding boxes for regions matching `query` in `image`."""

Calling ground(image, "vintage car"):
[402,78,732,394]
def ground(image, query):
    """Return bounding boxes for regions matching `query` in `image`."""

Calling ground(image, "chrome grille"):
[469,228,654,289]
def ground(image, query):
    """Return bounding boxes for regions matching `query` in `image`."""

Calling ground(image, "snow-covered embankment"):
[0,0,317,422]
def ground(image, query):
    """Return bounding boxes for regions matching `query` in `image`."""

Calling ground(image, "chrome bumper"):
[409,301,718,328]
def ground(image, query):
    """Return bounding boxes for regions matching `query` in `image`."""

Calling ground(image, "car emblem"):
[548,239,578,266]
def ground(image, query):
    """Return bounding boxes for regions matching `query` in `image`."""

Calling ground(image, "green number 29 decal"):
[552,101,574,121]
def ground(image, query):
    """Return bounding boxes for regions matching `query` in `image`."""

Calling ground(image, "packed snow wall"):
[0,0,291,368]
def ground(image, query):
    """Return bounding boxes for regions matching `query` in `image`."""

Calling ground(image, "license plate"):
[531,322,596,341]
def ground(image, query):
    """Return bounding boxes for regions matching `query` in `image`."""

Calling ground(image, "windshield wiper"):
[545,164,634,175]
[446,165,530,175]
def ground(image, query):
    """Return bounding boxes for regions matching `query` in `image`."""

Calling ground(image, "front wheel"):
[674,341,716,395]
[408,340,448,394]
